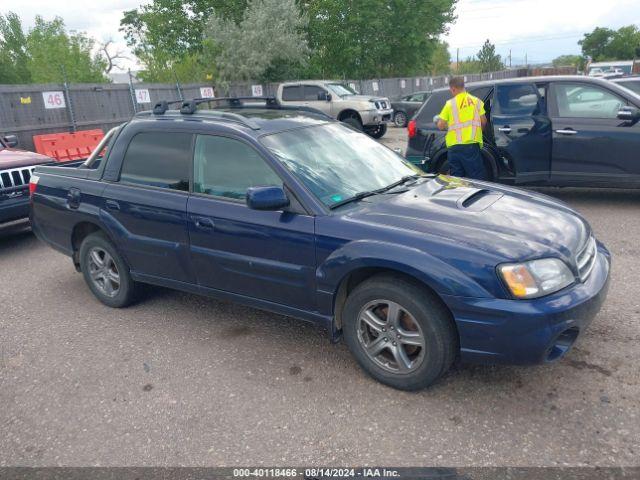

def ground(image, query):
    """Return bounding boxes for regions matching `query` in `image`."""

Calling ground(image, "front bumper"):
[361,108,394,126]
[0,192,30,224]
[441,242,611,365]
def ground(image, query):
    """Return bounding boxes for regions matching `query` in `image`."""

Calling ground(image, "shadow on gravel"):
[0,220,35,252]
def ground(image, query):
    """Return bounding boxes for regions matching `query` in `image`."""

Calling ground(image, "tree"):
[552,54,585,71]
[579,27,614,61]
[476,39,503,73]
[427,41,451,75]
[579,25,640,61]
[204,0,309,85]
[0,12,31,83]
[99,39,129,74]
[120,0,247,81]
[25,16,107,83]
[456,57,482,74]
[304,0,456,79]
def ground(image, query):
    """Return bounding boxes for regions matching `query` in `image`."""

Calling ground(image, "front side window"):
[303,85,325,100]
[261,123,422,208]
[193,135,282,200]
[495,83,540,116]
[119,132,191,191]
[554,83,626,118]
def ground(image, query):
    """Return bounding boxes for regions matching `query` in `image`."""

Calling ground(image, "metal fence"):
[1,67,575,151]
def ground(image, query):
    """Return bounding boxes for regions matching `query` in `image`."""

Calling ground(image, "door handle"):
[498,127,512,133]
[194,216,215,230]
[555,129,578,135]
[105,199,120,211]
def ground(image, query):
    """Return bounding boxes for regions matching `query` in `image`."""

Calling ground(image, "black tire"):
[342,274,457,391]
[394,111,408,128]
[79,232,137,308]
[341,115,363,131]
[365,124,388,139]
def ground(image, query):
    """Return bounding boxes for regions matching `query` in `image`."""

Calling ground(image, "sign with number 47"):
[42,91,66,109]
[135,89,151,104]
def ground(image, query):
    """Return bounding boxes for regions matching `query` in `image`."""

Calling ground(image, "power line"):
[455,31,584,49]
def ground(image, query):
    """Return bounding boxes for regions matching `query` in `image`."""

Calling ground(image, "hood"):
[342,176,589,263]
[342,94,389,103]
[0,148,53,170]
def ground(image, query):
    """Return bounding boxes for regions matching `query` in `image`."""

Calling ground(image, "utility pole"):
[509,49,512,68]
[525,53,528,67]
[456,48,459,72]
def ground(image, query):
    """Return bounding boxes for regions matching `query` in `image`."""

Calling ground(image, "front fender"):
[316,239,493,314]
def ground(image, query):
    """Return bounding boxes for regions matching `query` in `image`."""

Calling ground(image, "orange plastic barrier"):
[33,129,105,162]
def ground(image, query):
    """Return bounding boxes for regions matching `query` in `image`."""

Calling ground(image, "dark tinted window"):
[617,80,640,95]
[303,85,324,100]
[553,83,625,119]
[282,86,303,101]
[495,83,540,115]
[193,135,282,200]
[468,86,492,101]
[119,132,191,191]
[417,90,450,123]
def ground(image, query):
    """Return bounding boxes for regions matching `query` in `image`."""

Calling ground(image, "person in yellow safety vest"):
[433,76,488,180]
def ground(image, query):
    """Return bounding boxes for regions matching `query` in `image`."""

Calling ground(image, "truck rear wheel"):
[342,115,363,131]
[79,232,137,308]
[342,274,457,390]
[365,124,387,139]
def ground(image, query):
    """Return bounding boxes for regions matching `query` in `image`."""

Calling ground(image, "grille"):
[375,100,389,109]
[0,166,35,190]
[576,236,597,282]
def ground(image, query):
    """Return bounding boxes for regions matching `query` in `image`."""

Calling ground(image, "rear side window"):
[417,90,450,123]
[494,83,540,115]
[119,132,192,191]
[193,135,282,200]
[282,86,303,101]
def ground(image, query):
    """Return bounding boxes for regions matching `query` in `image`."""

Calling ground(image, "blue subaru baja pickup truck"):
[29,97,611,390]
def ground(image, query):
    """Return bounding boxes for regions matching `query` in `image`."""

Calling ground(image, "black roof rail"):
[152,100,183,114]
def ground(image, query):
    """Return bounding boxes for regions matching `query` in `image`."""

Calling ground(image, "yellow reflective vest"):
[438,92,485,147]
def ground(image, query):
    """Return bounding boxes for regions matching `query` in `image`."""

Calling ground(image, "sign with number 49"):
[42,91,66,109]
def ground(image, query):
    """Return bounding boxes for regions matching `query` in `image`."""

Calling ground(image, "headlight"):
[498,258,574,299]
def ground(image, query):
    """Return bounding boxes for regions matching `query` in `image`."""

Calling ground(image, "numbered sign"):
[400,79,406,89]
[200,87,215,98]
[251,85,263,97]
[372,81,379,92]
[135,89,151,104]
[416,78,420,87]
[349,82,357,91]
[42,91,66,109]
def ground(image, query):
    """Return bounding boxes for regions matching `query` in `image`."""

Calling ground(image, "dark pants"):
[448,143,486,180]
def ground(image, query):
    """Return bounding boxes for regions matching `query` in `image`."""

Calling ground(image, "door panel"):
[188,197,316,310]
[102,184,193,282]
[187,134,317,311]
[549,82,640,183]
[301,85,332,115]
[491,83,551,183]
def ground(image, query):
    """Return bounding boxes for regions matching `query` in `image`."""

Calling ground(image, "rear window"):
[119,132,192,191]
[416,90,450,123]
[282,86,303,101]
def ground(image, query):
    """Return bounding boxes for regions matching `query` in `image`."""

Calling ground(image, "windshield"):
[261,123,422,208]
[326,83,357,96]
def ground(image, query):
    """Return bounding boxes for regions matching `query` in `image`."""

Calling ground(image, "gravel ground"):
[1,126,639,467]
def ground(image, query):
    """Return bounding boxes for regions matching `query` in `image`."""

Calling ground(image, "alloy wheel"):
[356,300,426,374]
[394,112,407,128]
[87,247,120,298]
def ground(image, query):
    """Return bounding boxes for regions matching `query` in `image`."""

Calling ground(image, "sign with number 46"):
[42,91,66,109]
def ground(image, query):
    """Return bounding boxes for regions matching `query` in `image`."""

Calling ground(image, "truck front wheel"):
[79,232,137,308]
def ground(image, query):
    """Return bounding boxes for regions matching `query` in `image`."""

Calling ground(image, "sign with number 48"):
[42,91,66,109]
[200,87,215,98]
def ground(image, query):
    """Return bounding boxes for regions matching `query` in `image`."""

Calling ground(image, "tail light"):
[408,119,417,138]
[29,174,39,197]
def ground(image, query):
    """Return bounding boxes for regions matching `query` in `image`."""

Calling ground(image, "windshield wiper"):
[329,175,422,210]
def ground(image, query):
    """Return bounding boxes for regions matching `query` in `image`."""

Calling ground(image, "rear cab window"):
[119,131,192,191]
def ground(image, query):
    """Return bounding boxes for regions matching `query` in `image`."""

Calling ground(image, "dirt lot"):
[1,126,639,466]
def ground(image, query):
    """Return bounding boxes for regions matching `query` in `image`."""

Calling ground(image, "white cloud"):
[445,0,640,64]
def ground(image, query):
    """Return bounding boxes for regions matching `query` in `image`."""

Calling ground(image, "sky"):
[4,0,640,72]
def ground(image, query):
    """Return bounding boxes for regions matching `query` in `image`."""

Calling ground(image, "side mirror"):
[318,91,331,101]
[618,107,640,121]
[3,134,18,148]
[246,186,290,211]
